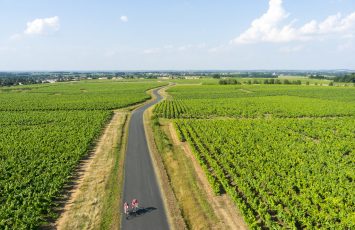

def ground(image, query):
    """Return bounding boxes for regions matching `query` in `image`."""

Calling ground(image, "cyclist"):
[124,202,129,219]
[131,199,139,212]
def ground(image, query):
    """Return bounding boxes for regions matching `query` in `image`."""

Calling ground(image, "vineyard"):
[155,85,355,119]
[0,81,165,229]
[165,84,355,102]
[0,81,162,111]
[154,84,355,229]
[154,96,355,119]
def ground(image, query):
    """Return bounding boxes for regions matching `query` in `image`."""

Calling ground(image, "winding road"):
[121,88,169,230]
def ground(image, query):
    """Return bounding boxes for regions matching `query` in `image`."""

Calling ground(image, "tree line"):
[219,78,302,85]
[333,73,355,83]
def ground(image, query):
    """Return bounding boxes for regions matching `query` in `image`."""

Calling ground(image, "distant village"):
[0,70,353,86]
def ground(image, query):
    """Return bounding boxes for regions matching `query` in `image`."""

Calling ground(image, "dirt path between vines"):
[55,110,127,230]
[168,123,248,230]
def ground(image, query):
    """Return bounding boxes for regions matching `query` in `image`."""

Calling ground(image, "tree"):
[333,73,355,83]
[283,79,291,85]
[294,80,302,85]
[213,74,221,79]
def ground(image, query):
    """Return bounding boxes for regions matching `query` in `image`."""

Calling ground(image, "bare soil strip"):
[168,123,248,230]
[56,110,128,230]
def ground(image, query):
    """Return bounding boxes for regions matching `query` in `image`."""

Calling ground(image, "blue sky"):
[0,0,354,70]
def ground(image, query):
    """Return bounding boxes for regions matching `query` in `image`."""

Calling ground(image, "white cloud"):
[233,0,355,44]
[178,44,193,51]
[24,16,60,35]
[279,45,304,53]
[163,45,174,49]
[120,16,128,22]
[196,42,207,49]
[143,48,160,54]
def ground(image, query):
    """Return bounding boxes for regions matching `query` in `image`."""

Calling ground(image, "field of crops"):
[154,84,355,229]
[0,80,165,229]
[0,80,162,111]
[166,84,355,101]
[155,85,355,119]
[155,96,355,119]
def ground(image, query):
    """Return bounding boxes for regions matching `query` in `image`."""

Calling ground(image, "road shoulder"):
[144,106,187,230]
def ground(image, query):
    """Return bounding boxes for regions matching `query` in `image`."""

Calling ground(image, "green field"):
[0,80,165,229]
[0,80,163,111]
[155,85,355,119]
[154,84,355,229]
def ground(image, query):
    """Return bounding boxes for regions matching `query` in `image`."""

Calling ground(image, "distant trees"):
[309,75,326,79]
[219,79,241,85]
[213,72,278,78]
[212,74,221,79]
[281,79,301,85]
[263,79,282,84]
[0,76,38,86]
[283,79,291,85]
[309,73,355,83]
[333,73,355,83]
[219,78,306,86]
[294,80,302,85]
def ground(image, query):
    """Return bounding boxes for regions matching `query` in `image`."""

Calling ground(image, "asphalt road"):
[121,88,170,230]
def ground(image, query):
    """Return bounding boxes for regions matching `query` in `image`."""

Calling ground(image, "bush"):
[283,79,291,84]
[219,79,240,85]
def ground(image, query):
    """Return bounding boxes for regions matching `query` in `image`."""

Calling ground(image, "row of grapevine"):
[0,81,166,229]
[154,83,355,229]
[0,81,165,111]
[167,84,355,102]
[0,111,111,229]
[154,100,189,118]
[173,118,354,229]
[155,95,355,119]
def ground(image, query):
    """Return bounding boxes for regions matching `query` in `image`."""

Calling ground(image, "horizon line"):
[1,69,354,73]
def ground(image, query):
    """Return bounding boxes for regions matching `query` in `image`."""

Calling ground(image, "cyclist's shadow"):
[126,207,157,220]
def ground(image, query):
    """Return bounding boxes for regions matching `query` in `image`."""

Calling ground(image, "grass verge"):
[149,114,220,229]
[144,107,187,230]
[55,110,128,230]
[99,111,130,229]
